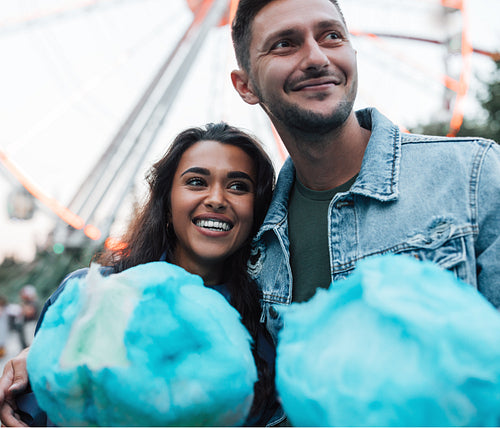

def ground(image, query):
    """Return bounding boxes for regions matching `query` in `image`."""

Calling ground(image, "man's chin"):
[283,107,353,135]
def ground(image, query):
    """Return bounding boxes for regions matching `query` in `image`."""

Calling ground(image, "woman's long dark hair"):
[95,122,276,421]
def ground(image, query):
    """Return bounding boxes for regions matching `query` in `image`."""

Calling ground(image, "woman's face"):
[170,140,256,284]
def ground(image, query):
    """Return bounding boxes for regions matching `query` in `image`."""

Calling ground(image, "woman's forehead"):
[177,140,256,176]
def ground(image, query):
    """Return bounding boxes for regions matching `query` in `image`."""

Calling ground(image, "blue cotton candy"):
[27,262,257,426]
[276,255,500,427]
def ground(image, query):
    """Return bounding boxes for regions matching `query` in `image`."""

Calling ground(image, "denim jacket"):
[250,107,500,344]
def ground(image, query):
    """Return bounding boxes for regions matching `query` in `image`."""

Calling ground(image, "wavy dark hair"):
[95,122,276,422]
[231,0,346,72]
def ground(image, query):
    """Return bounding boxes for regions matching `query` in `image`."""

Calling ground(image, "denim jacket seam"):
[400,136,484,145]
[267,413,287,427]
[390,126,400,194]
[329,224,477,273]
[255,218,292,306]
[353,109,400,200]
[469,139,490,229]
[257,215,285,238]
[262,294,289,304]
[272,221,293,304]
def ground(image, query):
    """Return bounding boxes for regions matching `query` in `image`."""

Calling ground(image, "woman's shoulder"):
[51,266,113,302]
[35,265,114,334]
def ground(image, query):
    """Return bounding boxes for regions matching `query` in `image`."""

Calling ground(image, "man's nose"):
[300,39,329,71]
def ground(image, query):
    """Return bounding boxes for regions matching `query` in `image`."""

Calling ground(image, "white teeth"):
[195,219,232,231]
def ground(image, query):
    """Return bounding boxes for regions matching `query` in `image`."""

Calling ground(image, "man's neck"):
[276,112,371,191]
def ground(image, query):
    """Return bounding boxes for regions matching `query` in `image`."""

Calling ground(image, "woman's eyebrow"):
[228,171,255,185]
[180,167,210,177]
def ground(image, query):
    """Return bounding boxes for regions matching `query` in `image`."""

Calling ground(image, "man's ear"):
[231,69,260,105]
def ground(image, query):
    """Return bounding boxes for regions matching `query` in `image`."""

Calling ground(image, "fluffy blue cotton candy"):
[27,262,257,426]
[276,255,500,427]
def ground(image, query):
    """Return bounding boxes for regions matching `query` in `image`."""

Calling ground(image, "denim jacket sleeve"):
[34,268,91,334]
[474,140,500,307]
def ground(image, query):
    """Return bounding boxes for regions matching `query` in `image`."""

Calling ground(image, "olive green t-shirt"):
[288,175,357,303]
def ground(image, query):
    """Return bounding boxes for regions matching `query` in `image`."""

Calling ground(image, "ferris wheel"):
[343,0,498,135]
[0,0,497,252]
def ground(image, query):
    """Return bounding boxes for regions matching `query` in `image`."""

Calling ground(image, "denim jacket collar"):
[254,156,295,240]
[351,108,401,202]
[256,108,401,240]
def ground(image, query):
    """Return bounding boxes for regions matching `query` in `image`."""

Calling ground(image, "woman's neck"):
[172,252,223,285]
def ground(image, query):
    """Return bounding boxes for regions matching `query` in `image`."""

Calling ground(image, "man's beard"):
[272,97,354,135]
[253,76,357,136]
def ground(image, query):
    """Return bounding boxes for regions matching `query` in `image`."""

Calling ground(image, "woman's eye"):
[186,177,206,187]
[229,181,251,192]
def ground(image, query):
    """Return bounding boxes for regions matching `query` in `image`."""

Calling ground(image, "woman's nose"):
[204,185,226,210]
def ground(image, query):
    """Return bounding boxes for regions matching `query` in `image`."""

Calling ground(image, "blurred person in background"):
[0,297,9,359]
[18,286,39,349]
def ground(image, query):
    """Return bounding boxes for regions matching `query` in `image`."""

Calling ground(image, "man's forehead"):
[259,19,346,45]
[250,0,345,43]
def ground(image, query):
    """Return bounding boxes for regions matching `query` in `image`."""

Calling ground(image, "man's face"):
[232,0,358,135]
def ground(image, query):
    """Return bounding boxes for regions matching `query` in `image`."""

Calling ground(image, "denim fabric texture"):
[250,108,500,344]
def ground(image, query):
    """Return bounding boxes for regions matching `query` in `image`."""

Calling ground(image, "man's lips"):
[290,76,341,91]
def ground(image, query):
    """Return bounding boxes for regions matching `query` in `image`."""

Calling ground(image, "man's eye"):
[186,177,206,187]
[324,31,342,41]
[272,40,292,50]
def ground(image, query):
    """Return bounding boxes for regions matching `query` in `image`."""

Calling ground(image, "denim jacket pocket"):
[396,219,468,279]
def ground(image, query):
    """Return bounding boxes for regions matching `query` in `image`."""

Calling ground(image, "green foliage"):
[0,244,99,303]
[411,60,500,143]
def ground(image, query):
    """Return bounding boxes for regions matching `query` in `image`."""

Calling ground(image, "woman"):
[0,122,282,426]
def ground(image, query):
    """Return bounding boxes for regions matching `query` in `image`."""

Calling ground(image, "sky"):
[0,0,499,262]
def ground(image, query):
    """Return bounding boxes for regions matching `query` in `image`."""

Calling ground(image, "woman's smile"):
[193,214,234,233]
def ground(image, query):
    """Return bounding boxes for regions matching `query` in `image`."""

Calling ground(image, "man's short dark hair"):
[231,0,346,72]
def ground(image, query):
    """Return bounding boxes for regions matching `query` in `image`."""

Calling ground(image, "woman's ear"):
[231,69,260,105]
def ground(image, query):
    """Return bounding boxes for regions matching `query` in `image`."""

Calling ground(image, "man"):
[230,0,500,343]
